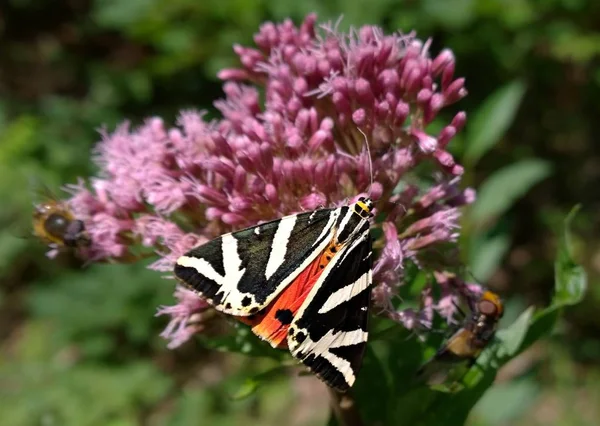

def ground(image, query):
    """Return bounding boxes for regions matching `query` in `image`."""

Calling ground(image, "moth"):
[174,197,374,392]
[417,290,504,386]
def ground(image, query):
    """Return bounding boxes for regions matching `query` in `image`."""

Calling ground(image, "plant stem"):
[328,388,364,426]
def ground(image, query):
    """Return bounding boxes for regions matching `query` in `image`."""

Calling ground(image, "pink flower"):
[389,285,436,331]
[156,286,211,349]
[61,15,474,347]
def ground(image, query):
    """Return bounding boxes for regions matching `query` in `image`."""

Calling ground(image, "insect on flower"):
[33,194,91,251]
[174,196,374,392]
[417,289,504,387]
[58,15,476,392]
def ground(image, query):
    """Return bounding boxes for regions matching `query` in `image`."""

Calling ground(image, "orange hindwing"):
[237,242,340,348]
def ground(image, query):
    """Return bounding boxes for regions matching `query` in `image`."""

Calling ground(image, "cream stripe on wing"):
[329,329,369,348]
[265,215,297,280]
[176,256,224,283]
[335,208,355,239]
[310,209,341,248]
[176,234,245,287]
[317,270,371,314]
[295,329,367,387]
[321,351,355,387]
[176,234,248,308]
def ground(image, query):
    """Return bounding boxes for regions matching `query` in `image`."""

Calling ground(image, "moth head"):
[356,197,374,218]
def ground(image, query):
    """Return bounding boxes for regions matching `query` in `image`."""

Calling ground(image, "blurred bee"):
[417,290,504,386]
[33,196,90,250]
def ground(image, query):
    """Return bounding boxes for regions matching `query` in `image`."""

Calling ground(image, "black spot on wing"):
[275,309,294,325]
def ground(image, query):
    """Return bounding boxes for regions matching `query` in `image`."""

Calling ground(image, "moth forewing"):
[174,207,341,316]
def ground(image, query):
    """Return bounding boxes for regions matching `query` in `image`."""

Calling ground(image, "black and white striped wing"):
[287,229,373,392]
[174,208,342,316]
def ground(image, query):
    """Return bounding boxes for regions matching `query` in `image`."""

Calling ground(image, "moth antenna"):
[357,128,374,196]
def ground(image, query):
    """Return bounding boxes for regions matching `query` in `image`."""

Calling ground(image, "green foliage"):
[199,324,289,361]
[28,263,174,357]
[466,157,552,282]
[464,81,527,167]
[470,159,552,226]
[469,379,539,425]
[469,234,511,282]
[1,0,596,425]
[518,205,587,351]
[208,218,585,425]
[469,205,588,426]
[0,321,172,426]
[554,206,587,306]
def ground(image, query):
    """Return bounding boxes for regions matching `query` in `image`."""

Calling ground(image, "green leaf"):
[423,0,476,29]
[471,160,552,225]
[29,263,173,353]
[469,234,511,282]
[470,379,539,424]
[93,0,155,29]
[230,365,288,400]
[0,321,172,426]
[518,308,560,355]
[199,324,288,361]
[464,80,527,166]
[516,205,586,352]
[494,307,535,359]
[353,345,391,424]
[0,115,39,163]
[554,205,586,306]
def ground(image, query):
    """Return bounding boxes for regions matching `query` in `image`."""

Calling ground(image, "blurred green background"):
[0,0,597,425]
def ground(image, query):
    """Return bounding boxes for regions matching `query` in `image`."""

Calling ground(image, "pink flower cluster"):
[64,15,475,347]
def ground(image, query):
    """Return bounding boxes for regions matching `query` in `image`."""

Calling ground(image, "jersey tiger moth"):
[174,197,374,392]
